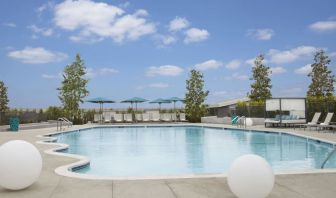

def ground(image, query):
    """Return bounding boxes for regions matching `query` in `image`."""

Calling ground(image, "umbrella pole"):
[135,103,138,123]
[174,101,176,121]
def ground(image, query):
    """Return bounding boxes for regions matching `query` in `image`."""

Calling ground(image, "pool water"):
[53,126,336,177]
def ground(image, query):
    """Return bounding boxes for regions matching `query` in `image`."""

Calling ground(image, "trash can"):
[9,117,19,132]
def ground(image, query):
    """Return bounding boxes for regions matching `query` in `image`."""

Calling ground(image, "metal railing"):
[236,116,247,128]
[57,117,73,131]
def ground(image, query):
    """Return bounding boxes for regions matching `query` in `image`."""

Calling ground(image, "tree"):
[185,69,209,122]
[0,80,9,112]
[307,50,335,97]
[58,54,89,121]
[249,54,272,101]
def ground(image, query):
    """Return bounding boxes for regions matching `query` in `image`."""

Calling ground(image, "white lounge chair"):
[316,113,334,131]
[103,112,112,123]
[114,113,123,122]
[94,114,102,123]
[151,112,160,122]
[142,113,150,122]
[179,113,186,122]
[298,112,321,129]
[135,114,142,122]
[124,113,133,122]
[162,113,172,122]
[171,113,177,121]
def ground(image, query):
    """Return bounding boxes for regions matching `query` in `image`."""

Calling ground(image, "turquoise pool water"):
[53,126,336,177]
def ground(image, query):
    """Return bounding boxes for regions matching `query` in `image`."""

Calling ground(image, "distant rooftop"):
[208,97,250,108]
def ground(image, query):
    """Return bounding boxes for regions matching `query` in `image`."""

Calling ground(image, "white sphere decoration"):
[245,118,253,127]
[227,154,274,198]
[0,140,42,190]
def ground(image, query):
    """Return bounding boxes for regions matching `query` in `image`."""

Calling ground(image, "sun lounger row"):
[265,114,306,127]
[296,112,335,132]
[94,112,186,123]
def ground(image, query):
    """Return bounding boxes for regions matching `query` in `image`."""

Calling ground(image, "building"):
[208,97,250,117]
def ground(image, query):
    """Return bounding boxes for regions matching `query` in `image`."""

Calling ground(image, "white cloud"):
[54,0,156,43]
[7,47,67,64]
[28,25,54,37]
[225,60,241,70]
[270,66,287,75]
[245,58,255,66]
[85,67,119,78]
[99,67,119,75]
[148,83,169,88]
[268,46,318,64]
[37,2,54,14]
[309,20,336,32]
[161,35,177,45]
[195,59,223,71]
[247,28,274,40]
[169,17,190,32]
[42,73,62,79]
[2,22,16,28]
[294,64,312,75]
[245,57,268,67]
[225,73,249,80]
[184,28,209,43]
[146,65,184,77]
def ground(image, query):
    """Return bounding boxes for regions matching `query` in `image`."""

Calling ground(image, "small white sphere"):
[228,154,274,198]
[245,118,253,126]
[0,140,42,190]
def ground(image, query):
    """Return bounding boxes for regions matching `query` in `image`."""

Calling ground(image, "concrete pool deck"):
[1,123,336,198]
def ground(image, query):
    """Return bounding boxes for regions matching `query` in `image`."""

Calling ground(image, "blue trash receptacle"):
[9,117,19,132]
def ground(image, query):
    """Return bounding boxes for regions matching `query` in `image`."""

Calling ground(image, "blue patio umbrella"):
[149,98,171,110]
[86,97,115,122]
[121,97,148,111]
[166,97,185,111]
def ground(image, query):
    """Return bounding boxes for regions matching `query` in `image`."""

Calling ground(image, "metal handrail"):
[57,117,73,131]
[321,146,336,169]
[237,116,246,128]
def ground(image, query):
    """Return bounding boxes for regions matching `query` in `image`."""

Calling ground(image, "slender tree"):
[0,80,9,112]
[58,54,89,121]
[307,50,335,97]
[249,54,272,101]
[185,69,209,122]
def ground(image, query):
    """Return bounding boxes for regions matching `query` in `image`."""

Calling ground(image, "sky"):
[0,0,336,109]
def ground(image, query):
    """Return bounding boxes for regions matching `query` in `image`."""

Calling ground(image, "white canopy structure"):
[266,98,306,118]
[265,98,306,127]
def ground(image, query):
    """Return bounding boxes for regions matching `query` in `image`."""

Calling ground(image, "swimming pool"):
[52,126,336,177]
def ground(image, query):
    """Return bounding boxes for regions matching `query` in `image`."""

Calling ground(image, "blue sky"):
[1,0,336,109]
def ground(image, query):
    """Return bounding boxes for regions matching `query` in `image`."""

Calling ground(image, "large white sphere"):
[228,154,274,198]
[0,140,42,190]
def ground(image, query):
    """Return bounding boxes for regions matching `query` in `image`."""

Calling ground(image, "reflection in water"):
[185,127,204,172]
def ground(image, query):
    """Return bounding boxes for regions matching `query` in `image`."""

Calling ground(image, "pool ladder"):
[236,116,247,128]
[57,117,73,131]
[321,146,336,169]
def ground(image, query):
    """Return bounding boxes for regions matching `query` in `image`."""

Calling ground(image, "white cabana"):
[265,98,306,127]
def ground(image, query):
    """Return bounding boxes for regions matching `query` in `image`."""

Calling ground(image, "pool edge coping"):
[36,123,336,181]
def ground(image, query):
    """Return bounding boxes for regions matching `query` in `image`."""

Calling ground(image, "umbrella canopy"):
[86,97,115,123]
[167,97,185,102]
[150,98,171,110]
[86,97,115,104]
[121,97,148,111]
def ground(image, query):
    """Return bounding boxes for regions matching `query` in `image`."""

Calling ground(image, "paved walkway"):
[1,124,336,198]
